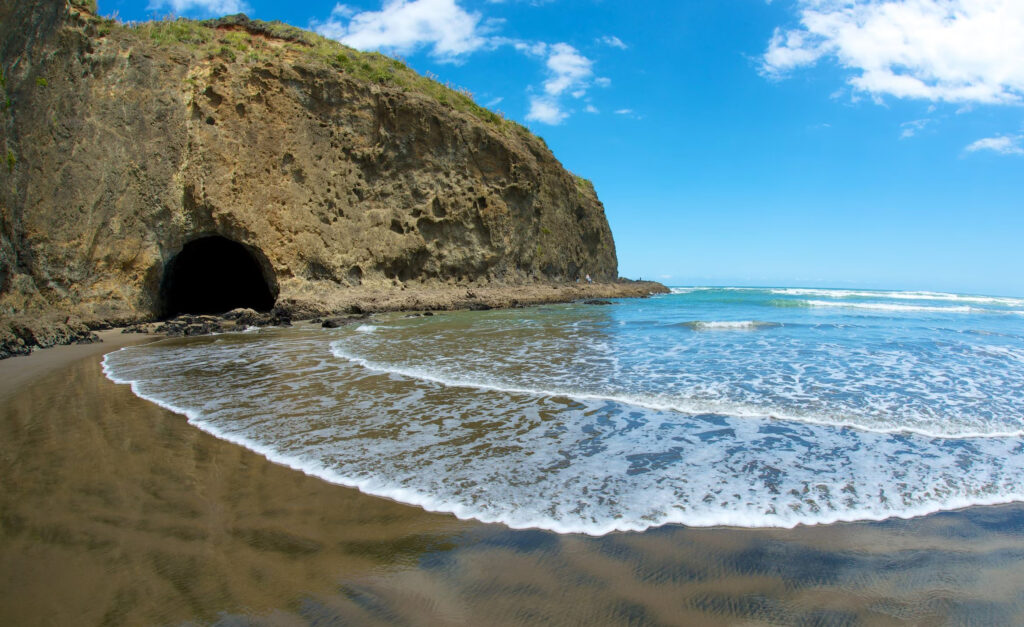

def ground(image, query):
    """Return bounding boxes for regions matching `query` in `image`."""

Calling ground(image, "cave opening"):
[159,236,276,318]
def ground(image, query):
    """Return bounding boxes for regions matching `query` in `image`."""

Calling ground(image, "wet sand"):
[2,338,1023,625]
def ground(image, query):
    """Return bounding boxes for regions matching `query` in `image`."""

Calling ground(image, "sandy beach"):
[1,333,1023,625]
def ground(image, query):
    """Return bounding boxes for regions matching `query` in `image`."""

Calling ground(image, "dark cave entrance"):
[159,236,277,318]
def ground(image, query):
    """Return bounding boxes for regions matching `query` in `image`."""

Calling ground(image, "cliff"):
[0,0,665,355]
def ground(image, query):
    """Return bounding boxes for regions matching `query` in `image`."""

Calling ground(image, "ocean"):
[103,286,1024,535]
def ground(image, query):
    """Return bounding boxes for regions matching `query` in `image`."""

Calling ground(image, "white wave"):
[669,286,750,294]
[103,340,1024,536]
[803,300,984,314]
[681,320,781,331]
[327,342,1023,440]
[772,288,1024,306]
[355,324,377,333]
[669,286,1024,307]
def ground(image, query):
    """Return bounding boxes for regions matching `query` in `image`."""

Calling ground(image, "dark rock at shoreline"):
[122,323,156,334]
[0,316,101,358]
[467,302,493,311]
[0,328,31,360]
[321,315,368,328]
[156,315,225,337]
[152,308,294,338]
[582,299,615,306]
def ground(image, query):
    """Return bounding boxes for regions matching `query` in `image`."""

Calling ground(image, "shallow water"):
[103,287,1024,534]
[3,350,1024,625]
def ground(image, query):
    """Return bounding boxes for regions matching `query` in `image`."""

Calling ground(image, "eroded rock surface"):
[0,1,667,355]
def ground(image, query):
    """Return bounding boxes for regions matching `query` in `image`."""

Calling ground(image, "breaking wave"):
[101,287,1024,535]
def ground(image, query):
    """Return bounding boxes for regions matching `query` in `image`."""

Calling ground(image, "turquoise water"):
[104,287,1024,534]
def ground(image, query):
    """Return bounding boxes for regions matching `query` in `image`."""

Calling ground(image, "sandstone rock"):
[0,315,100,356]
[0,1,621,327]
[0,327,31,359]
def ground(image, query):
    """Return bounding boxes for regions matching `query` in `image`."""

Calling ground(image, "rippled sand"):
[1,341,1023,625]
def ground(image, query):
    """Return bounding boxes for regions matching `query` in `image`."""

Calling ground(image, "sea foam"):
[100,290,1024,535]
[102,333,1024,535]
[679,320,781,330]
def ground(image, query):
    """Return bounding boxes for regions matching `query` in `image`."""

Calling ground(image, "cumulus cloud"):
[312,0,488,60]
[525,96,568,124]
[147,0,248,16]
[522,43,598,124]
[763,0,1024,105]
[965,135,1024,155]
[614,108,633,115]
[314,1,601,125]
[543,43,593,96]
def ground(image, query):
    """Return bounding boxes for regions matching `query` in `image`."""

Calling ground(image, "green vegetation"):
[6,150,15,173]
[572,173,595,192]
[0,69,5,89]
[35,77,47,87]
[133,18,214,47]
[111,15,534,136]
[68,0,98,13]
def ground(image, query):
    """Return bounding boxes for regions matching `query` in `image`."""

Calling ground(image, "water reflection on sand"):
[1,353,1022,625]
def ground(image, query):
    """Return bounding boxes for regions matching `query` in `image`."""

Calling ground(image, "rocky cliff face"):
[0,1,623,327]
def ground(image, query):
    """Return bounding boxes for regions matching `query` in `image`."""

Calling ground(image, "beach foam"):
[102,333,1024,535]
[100,290,1024,535]
[679,320,781,330]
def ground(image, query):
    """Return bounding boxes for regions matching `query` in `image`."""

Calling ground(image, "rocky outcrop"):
[0,315,98,359]
[0,1,667,355]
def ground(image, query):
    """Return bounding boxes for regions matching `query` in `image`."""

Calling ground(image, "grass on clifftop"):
[99,12,532,139]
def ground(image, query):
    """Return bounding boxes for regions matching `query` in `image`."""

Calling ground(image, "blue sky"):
[102,0,1024,296]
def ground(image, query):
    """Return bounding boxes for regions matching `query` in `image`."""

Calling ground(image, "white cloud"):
[313,1,604,125]
[899,118,931,139]
[510,40,548,57]
[599,35,627,49]
[147,0,248,15]
[594,77,611,88]
[484,96,504,107]
[525,96,567,124]
[614,108,633,115]
[543,43,593,96]
[585,104,599,114]
[520,43,596,124]
[763,0,1024,105]
[965,135,1024,155]
[312,0,488,60]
